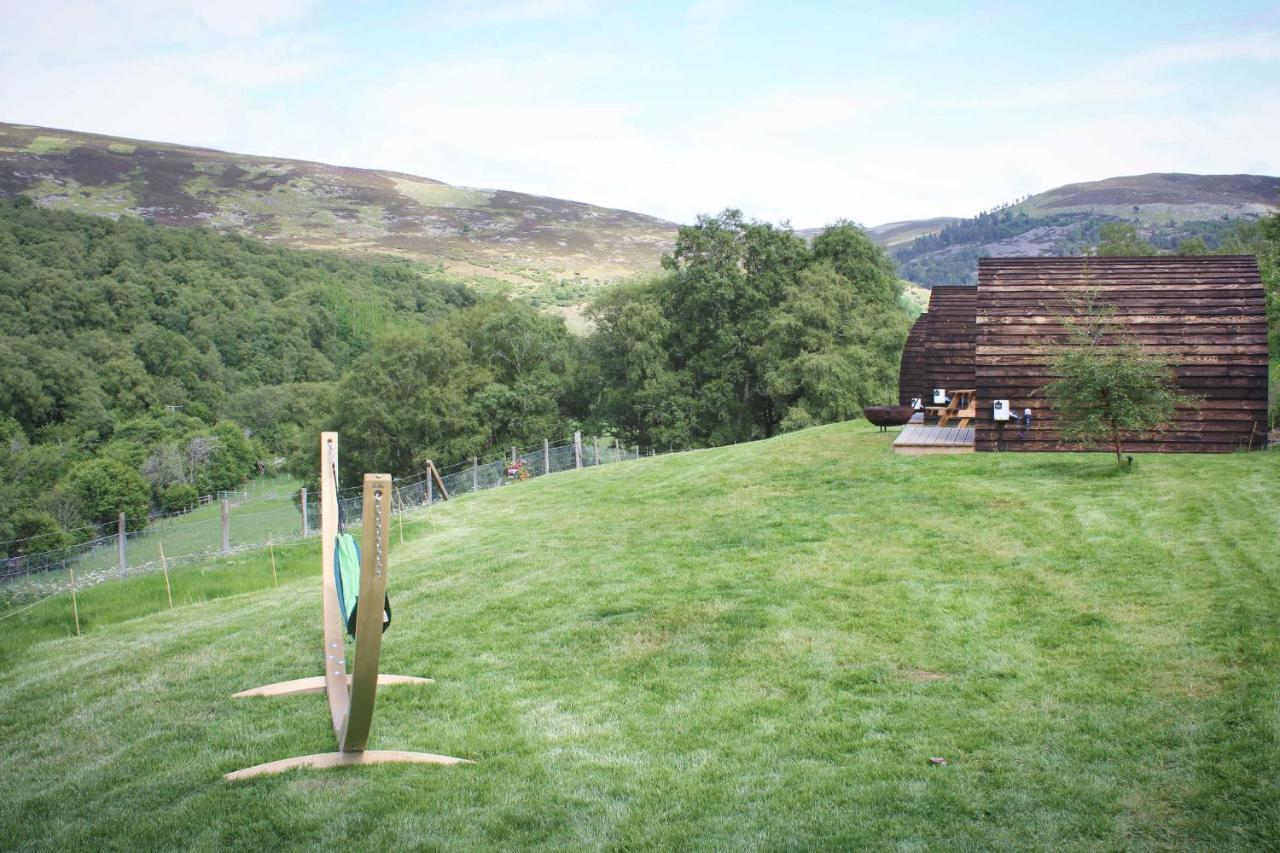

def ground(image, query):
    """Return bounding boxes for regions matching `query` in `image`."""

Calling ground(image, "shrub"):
[8,509,73,554]
[68,458,151,531]
[159,483,199,514]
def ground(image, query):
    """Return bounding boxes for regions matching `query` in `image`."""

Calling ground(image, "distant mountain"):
[5,124,1273,297]
[0,122,677,304]
[1020,173,1280,220]
[865,217,964,248]
[889,173,1280,286]
[795,217,959,249]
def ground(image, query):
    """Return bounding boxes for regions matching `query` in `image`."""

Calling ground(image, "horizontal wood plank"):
[961,256,1269,453]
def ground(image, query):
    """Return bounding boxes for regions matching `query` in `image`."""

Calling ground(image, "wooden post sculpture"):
[225,432,470,780]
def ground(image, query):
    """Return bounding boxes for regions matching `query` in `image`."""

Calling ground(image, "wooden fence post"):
[426,470,434,505]
[574,431,583,469]
[117,513,126,578]
[593,436,600,466]
[69,567,80,636]
[511,446,518,464]
[634,444,640,458]
[300,487,308,536]
[544,438,550,475]
[220,499,231,555]
[160,542,173,607]
[472,456,479,491]
[267,537,278,586]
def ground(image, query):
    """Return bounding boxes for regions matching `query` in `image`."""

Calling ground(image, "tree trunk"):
[1101,390,1123,467]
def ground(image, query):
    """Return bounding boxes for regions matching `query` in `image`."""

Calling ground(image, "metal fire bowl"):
[862,404,915,427]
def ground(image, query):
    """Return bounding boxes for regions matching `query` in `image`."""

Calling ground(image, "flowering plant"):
[503,459,530,483]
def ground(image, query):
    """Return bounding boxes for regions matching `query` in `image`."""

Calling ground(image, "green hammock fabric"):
[333,531,393,639]
[334,533,361,637]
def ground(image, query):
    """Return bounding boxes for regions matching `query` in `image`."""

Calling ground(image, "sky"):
[2,0,1279,227]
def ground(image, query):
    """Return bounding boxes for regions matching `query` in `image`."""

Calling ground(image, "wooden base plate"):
[225,750,472,781]
[232,674,433,698]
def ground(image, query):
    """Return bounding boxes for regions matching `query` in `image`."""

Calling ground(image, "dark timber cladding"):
[898,312,929,404]
[974,256,1269,453]
[923,286,977,396]
[897,286,977,405]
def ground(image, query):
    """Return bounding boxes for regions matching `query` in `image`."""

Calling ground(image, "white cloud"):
[186,0,318,38]
[2,12,1278,228]
[425,0,597,26]
[957,32,1280,112]
[687,0,733,25]
[685,0,733,41]
[0,0,338,150]
[0,0,318,58]
[1122,31,1280,69]
[189,37,343,89]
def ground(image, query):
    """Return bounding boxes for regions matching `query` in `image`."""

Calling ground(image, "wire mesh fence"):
[1,434,655,610]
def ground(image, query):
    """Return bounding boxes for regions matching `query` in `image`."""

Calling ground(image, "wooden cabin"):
[973,256,1270,453]
[897,285,977,407]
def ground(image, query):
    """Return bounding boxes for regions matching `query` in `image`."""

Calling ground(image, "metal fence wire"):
[1,435,656,605]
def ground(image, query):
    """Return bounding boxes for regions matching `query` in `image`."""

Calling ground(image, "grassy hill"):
[866,216,964,248]
[798,218,960,251]
[891,173,1280,286]
[0,122,676,304]
[1020,172,1280,223]
[2,421,1276,849]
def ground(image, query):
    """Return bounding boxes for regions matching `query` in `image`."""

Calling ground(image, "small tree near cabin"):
[1043,293,1191,466]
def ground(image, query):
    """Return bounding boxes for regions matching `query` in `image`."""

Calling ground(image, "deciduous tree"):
[1096,222,1156,256]
[1043,294,1191,466]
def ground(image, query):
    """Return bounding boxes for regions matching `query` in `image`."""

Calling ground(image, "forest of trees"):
[584,211,909,447]
[0,198,581,554]
[3,193,1276,558]
[895,208,1247,285]
[893,210,1100,284]
[0,201,912,556]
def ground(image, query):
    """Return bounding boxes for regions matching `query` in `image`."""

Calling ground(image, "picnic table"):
[925,389,976,428]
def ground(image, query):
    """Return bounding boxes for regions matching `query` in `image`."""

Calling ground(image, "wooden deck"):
[892,425,975,455]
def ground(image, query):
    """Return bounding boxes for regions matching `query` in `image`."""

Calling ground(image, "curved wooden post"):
[319,432,351,740]
[339,473,391,751]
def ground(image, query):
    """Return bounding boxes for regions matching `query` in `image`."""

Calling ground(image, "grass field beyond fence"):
[0,421,1277,849]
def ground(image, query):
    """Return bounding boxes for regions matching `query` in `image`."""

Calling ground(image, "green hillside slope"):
[2,421,1276,849]
[0,122,676,302]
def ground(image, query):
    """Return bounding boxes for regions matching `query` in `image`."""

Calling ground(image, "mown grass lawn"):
[1,421,1276,849]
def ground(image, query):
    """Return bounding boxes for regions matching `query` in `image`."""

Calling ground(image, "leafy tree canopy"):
[1044,294,1192,465]
[586,211,911,447]
[1095,222,1157,257]
[0,199,582,553]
